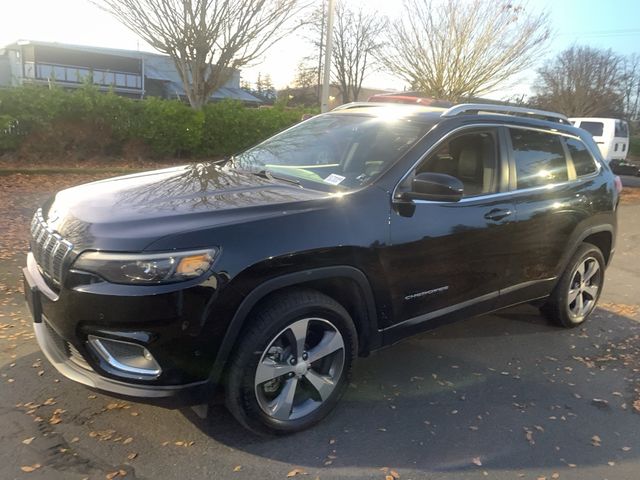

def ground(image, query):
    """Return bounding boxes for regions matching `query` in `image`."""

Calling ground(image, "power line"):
[558,28,640,38]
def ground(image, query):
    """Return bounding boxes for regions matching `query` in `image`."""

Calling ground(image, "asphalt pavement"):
[1,193,639,480]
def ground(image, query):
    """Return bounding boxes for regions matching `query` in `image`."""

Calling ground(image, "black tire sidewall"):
[226,292,357,435]
[549,243,605,327]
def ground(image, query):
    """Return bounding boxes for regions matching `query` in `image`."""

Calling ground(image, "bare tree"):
[380,0,550,102]
[292,61,318,89]
[308,1,386,104]
[331,2,386,103]
[531,46,625,117]
[96,0,308,108]
[621,54,640,120]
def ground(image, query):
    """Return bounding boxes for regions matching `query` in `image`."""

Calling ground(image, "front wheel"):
[225,289,357,435]
[541,243,605,328]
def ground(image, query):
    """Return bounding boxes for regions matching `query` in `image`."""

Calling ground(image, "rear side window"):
[615,120,629,138]
[579,121,604,137]
[565,138,598,177]
[510,129,568,189]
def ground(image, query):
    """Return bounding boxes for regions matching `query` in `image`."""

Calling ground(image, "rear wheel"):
[225,289,357,435]
[541,243,605,328]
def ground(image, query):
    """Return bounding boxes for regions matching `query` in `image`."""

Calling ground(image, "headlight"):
[73,249,218,285]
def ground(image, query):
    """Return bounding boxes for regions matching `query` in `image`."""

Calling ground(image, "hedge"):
[0,85,311,160]
[630,136,640,158]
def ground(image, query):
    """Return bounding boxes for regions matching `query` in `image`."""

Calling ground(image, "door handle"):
[484,208,513,221]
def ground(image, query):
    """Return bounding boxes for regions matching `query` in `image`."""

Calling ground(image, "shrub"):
[630,136,640,158]
[0,86,312,162]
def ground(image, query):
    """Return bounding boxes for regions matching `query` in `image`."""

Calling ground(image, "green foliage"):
[630,136,640,158]
[0,86,311,160]
[201,101,305,155]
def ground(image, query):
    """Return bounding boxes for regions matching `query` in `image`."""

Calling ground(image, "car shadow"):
[183,306,640,473]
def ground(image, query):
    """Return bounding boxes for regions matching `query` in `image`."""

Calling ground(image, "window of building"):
[510,129,568,189]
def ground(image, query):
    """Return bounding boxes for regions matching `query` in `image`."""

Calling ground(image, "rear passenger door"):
[501,127,599,305]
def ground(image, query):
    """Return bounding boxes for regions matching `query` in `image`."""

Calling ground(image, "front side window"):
[232,114,432,190]
[579,121,604,137]
[415,130,498,197]
[510,129,568,189]
[565,138,597,177]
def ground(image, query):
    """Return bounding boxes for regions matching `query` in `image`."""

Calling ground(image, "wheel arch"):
[207,266,380,389]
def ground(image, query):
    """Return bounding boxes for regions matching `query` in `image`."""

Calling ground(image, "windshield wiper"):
[252,169,301,186]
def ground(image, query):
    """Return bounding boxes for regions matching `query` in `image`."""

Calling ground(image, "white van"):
[569,117,629,162]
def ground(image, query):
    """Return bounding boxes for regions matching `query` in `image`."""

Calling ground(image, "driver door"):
[383,127,516,332]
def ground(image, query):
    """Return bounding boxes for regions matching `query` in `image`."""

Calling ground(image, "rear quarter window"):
[510,129,568,189]
[615,120,629,138]
[565,138,598,177]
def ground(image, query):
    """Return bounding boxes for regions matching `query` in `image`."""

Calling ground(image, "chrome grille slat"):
[29,209,73,287]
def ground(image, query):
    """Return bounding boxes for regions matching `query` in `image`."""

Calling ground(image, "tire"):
[541,243,605,328]
[225,288,357,435]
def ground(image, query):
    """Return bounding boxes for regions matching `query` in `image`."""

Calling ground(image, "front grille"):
[43,320,92,371]
[30,209,73,287]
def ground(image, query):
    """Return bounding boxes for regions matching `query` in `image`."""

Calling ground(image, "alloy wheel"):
[567,256,601,320]
[254,318,345,421]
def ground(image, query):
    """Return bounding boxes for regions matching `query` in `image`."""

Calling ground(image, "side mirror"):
[405,172,464,202]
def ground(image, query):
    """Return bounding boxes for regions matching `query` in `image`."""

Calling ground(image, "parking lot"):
[1,173,639,480]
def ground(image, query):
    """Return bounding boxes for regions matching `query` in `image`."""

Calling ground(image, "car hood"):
[44,163,332,251]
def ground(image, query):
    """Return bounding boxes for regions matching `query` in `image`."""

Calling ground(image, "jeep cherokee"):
[23,103,619,435]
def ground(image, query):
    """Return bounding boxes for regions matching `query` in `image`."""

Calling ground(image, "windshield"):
[231,114,431,189]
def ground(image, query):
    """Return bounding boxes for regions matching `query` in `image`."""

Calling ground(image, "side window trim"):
[407,126,505,199]
[392,123,589,203]
[564,137,600,179]
[561,137,577,181]
[507,126,576,191]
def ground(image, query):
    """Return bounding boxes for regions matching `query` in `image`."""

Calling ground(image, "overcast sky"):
[1,0,640,100]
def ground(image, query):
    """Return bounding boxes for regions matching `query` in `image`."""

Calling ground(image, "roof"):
[330,103,447,122]
[329,102,583,137]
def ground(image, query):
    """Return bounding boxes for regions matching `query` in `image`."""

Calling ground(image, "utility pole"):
[317,0,325,104]
[320,0,335,113]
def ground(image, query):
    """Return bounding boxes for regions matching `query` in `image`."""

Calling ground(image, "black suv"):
[23,103,619,435]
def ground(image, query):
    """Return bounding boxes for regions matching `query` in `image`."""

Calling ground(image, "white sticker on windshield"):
[324,173,346,185]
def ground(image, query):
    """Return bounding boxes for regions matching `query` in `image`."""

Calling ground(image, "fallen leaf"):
[22,437,35,445]
[233,465,242,472]
[122,437,133,445]
[472,457,482,466]
[287,468,308,477]
[389,470,400,479]
[622,446,631,452]
[551,473,560,479]
[127,453,137,460]
[20,464,41,473]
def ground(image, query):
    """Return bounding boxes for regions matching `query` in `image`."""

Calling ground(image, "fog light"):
[88,335,161,379]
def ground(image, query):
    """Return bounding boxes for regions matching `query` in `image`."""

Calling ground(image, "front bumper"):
[23,252,216,401]
[33,318,206,398]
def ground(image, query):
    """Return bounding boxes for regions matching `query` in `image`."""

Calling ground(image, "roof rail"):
[442,103,570,124]
[331,102,396,111]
